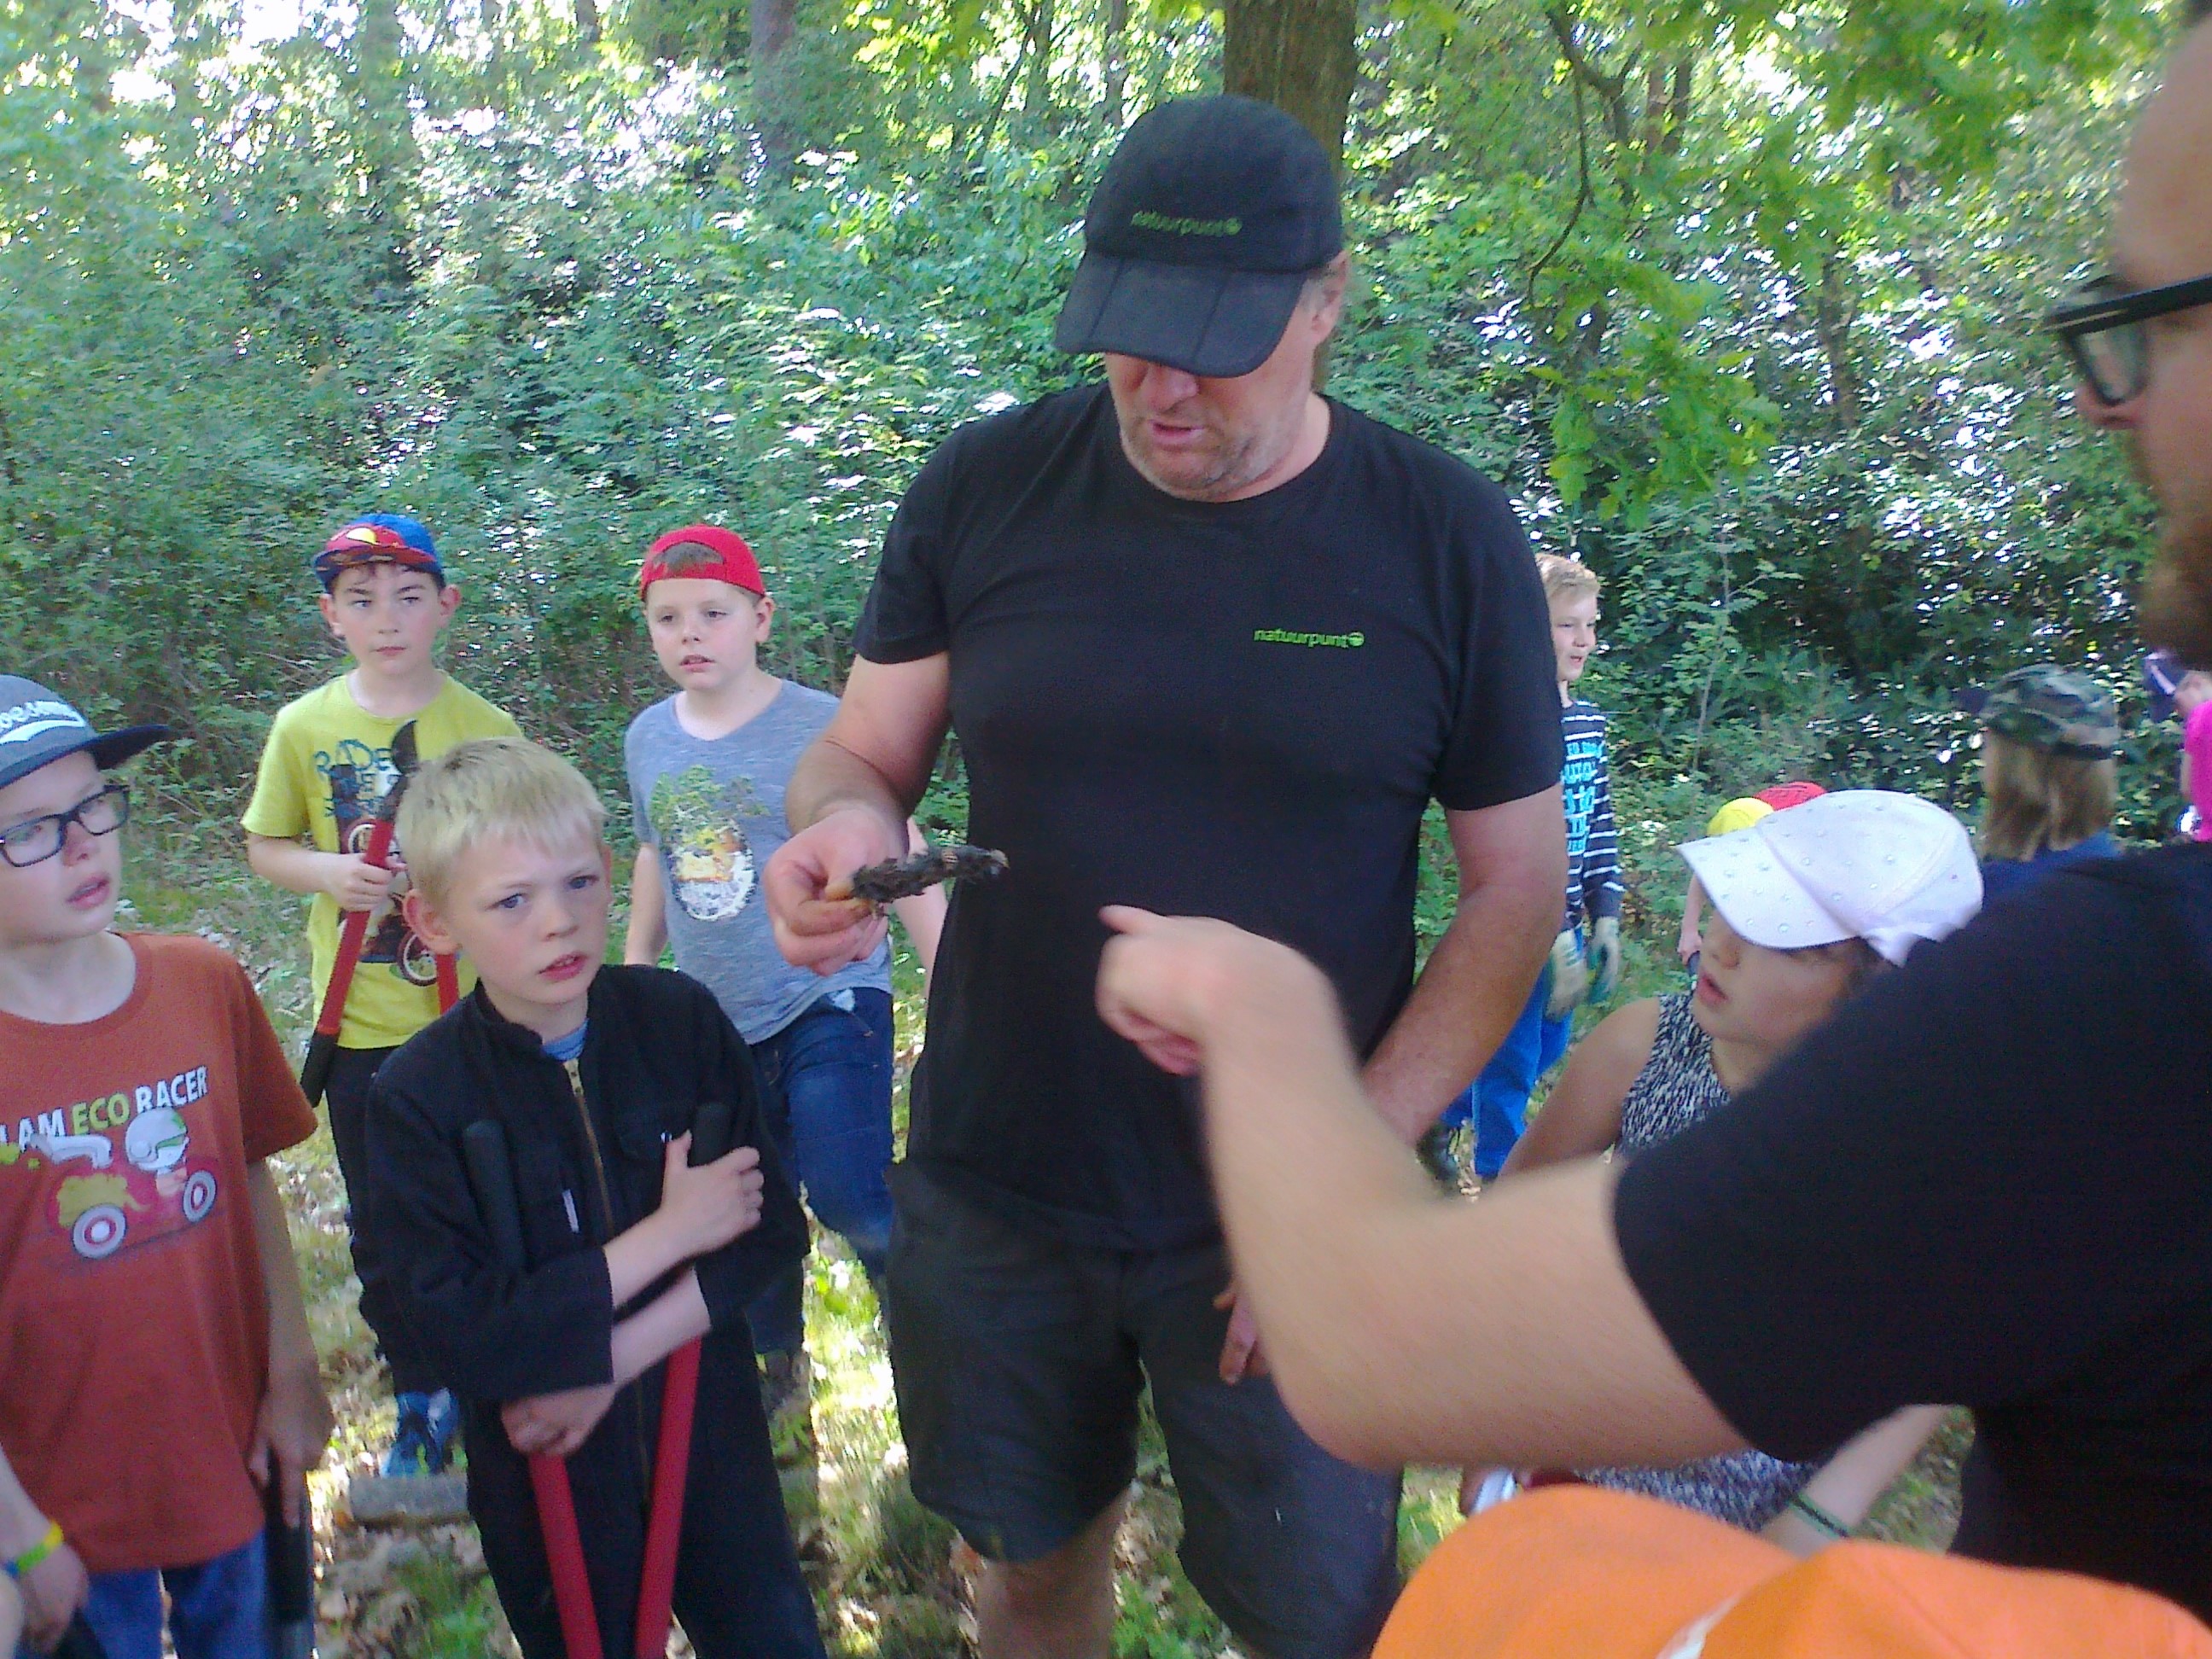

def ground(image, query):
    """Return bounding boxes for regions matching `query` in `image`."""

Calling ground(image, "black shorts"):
[883,1163,1400,1659]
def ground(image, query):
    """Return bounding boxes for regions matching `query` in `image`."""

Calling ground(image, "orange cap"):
[1376,1487,2211,1659]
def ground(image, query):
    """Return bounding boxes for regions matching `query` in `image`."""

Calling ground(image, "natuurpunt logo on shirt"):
[1254,628,1365,649]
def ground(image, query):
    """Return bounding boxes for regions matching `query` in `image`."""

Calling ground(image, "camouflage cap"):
[1975,665,2120,759]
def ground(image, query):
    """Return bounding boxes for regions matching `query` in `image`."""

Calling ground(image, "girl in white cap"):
[1470,790,1983,1547]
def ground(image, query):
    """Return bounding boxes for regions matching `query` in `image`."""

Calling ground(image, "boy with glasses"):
[0,677,330,1657]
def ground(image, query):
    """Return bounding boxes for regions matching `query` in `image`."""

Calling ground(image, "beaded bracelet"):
[1786,1492,1850,1541]
[3,1517,64,1579]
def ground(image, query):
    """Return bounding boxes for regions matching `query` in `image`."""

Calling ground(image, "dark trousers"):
[325,1045,440,1395]
[884,1164,1401,1659]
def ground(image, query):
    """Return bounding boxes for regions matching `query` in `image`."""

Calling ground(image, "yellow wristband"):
[4,1517,63,1578]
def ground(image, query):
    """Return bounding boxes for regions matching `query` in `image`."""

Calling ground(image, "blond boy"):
[352,737,822,1659]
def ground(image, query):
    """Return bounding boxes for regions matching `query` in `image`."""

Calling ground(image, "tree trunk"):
[1222,0,1356,167]
[70,0,114,112]
[1814,254,1862,429]
[1023,0,1055,127]
[352,0,416,262]
[1102,0,1127,127]
[482,0,506,108]
[750,0,799,178]
[575,0,600,46]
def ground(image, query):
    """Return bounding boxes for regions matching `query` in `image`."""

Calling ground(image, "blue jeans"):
[1444,971,1574,1179]
[64,1533,267,1659]
[746,986,896,1355]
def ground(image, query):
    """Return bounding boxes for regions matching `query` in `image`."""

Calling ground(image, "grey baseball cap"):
[0,677,171,793]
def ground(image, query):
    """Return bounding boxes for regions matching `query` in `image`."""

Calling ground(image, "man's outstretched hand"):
[765,806,905,974]
[1096,907,1336,1077]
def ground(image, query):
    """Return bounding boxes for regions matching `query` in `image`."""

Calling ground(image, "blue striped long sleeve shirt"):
[1562,698,1622,929]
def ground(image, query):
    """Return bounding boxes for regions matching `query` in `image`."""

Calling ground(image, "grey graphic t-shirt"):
[625,683,890,1043]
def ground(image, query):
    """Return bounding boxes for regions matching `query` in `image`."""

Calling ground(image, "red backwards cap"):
[1755,780,1826,811]
[639,525,765,597]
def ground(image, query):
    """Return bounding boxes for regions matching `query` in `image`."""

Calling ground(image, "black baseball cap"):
[0,677,171,794]
[1054,96,1343,379]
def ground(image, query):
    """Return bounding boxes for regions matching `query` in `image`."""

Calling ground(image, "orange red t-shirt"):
[0,934,317,1574]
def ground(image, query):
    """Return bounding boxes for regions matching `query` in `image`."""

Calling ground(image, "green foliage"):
[5,0,2186,861]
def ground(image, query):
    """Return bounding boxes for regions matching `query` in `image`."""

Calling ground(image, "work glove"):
[1587,916,1622,1004]
[1543,928,1588,1022]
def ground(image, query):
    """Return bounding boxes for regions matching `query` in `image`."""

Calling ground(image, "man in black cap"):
[765,95,1566,1657]
[1089,12,2212,1627]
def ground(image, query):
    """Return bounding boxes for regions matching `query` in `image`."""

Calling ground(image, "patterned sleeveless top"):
[1579,994,1824,1530]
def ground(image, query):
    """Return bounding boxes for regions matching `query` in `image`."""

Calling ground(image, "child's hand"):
[14,1532,89,1653]
[653,1133,765,1260]
[248,1365,335,1526]
[503,1383,618,1458]
[1542,928,1589,1021]
[324,852,399,912]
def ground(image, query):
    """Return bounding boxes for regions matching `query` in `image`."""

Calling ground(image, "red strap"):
[434,953,459,1014]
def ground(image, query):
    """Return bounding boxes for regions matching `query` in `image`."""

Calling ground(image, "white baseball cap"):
[1679,789,1982,966]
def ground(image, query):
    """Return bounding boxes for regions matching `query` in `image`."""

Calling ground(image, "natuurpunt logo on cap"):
[1130,210,1243,237]
[1254,628,1365,649]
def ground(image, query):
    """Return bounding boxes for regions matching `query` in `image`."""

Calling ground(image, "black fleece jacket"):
[357,966,822,1659]
[356,964,806,1406]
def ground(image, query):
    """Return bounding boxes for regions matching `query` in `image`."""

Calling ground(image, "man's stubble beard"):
[1121,411,1268,502]
[2143,504,2212,668]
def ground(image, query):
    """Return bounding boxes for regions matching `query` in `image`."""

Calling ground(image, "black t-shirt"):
[859,383,1562,1249]
[1615,844,2212,1617]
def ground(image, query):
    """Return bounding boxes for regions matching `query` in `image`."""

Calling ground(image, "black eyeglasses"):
[0,783,131,868]
[2046,271,2212,406]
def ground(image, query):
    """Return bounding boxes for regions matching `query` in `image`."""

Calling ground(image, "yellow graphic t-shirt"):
[242,674,520,1049]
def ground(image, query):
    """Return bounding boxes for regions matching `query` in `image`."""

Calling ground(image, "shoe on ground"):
[381,1388,460,1477]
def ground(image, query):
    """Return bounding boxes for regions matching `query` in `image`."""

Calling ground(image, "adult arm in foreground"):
[1361,788,1567,1143]
[1096,907,1743,1472]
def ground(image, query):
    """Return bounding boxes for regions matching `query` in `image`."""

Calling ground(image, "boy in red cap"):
[621,525,942,1518]
[241,513,520,1477]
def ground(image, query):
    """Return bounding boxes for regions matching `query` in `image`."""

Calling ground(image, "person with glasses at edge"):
[0,676,332,1659]
[1089,1,2212,1623]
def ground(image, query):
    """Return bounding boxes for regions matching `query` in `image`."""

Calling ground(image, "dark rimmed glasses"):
[2047,271,2212,406]
[0,783,131,868]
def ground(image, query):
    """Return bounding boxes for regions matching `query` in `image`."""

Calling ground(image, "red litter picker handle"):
[318,817,398,1036]
[299,720,419,1107]
[632,1097,737,1657]
[463,1121,604,1659]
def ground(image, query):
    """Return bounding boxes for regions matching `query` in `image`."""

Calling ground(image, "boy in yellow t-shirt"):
[242,513,519,1476]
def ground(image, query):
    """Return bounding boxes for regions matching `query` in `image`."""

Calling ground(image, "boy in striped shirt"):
[1429,555,1621,1182]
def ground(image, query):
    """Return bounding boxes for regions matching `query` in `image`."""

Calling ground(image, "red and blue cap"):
[313,515,444,590]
